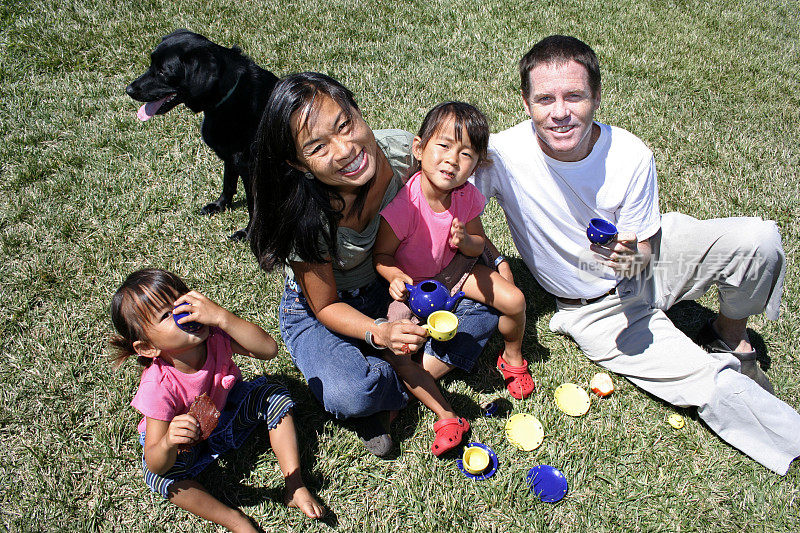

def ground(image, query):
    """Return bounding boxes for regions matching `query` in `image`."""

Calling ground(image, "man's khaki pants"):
[549,212,798,474]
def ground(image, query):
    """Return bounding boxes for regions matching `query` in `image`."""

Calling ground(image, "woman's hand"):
[389,273,413,301]
[173,290,227,329]
[377,320,427,356]
[165,414,201,449]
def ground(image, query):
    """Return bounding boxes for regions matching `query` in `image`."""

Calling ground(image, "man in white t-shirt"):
[474,35,799,474]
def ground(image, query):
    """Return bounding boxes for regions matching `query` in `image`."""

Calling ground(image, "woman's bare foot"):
[285,483,325,519]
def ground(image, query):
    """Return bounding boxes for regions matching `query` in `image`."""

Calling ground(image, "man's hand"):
[590,232,652,277]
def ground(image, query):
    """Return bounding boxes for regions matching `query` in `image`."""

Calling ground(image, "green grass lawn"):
[2,0,799,531]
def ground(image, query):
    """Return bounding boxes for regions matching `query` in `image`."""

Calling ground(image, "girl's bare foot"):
[229,511,259,533]
[285,484,326,519]
[500,349,525,367]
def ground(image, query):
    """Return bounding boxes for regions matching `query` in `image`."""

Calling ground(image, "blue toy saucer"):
[173,303,202,333]
[527,465,568,503]
[456,442,499,480]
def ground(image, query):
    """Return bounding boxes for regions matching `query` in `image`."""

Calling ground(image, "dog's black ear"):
[182,49,220,109]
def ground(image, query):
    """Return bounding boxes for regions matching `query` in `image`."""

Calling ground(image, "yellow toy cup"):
[423,310,458,341]
[462,446,490,475]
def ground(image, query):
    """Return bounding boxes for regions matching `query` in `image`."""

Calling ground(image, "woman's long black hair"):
[249,72,362,272]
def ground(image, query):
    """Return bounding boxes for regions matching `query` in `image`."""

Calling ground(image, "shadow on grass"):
[606,299,774,440]
[196,197,247,215]
[390,389,501,449]
[392,401,421,447]
[666,300,771,370]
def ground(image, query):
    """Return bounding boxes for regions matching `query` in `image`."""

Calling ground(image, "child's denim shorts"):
[139,376,293,498]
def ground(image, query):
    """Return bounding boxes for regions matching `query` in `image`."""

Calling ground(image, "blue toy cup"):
[173,303,202,333]
[481,400,499,417]
[586,218,618,245]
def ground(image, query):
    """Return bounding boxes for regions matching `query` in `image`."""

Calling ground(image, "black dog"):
[126,29,278,240]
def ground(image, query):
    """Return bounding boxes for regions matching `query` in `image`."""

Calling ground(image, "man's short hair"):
[519,35,601,99]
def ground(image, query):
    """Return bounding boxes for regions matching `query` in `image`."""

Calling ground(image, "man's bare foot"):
[712,316,753,353]
[285,484,325,519]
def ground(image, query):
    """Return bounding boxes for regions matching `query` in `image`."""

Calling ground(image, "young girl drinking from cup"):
[374,102,534,404]
[110,269,324,531]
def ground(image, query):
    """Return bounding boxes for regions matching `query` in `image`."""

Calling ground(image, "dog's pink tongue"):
[136,95,172,121]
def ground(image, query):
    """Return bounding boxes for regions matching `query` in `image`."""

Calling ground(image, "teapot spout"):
[444,290,466,311]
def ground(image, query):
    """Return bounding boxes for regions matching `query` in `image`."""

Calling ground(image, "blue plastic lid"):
[527,465,568,503]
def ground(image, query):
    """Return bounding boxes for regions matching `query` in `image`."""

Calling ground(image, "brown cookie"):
[178,393,220,452]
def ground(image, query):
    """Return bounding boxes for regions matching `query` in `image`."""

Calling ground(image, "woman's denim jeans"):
[279,277,499,419]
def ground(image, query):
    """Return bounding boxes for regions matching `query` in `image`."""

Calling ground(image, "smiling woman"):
[291,94,378,190]
[248,73,499,457]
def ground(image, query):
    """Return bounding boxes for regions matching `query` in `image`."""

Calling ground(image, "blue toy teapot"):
[404,279,465,320]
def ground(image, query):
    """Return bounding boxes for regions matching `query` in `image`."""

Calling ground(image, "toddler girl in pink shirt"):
[374,103,534,455]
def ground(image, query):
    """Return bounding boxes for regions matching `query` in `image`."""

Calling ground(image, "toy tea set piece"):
[668,413,685,429]
[505,413,544,451]
[173,302,202,333]
[527,465,569,503]
[586,218,618,245]
[404,279,464,320]
[456,442,499,480]
[423,310,459,341]
[554,383,591,416]
[481,399,500,417]
[402,279,465,341]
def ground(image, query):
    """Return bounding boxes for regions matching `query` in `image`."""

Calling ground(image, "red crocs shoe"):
[497,351,535,399]
[431,417,470,456]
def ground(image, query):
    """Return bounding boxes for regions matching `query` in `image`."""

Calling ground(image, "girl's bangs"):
[128,284,181,325]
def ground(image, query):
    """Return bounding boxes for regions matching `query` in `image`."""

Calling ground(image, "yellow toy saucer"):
[505,413,544,451]
[668,413,685,429]
[554,383,591,417]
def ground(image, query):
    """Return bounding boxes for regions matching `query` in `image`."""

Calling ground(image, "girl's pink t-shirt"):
[131,327,242,434]
[380,171,486,283]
